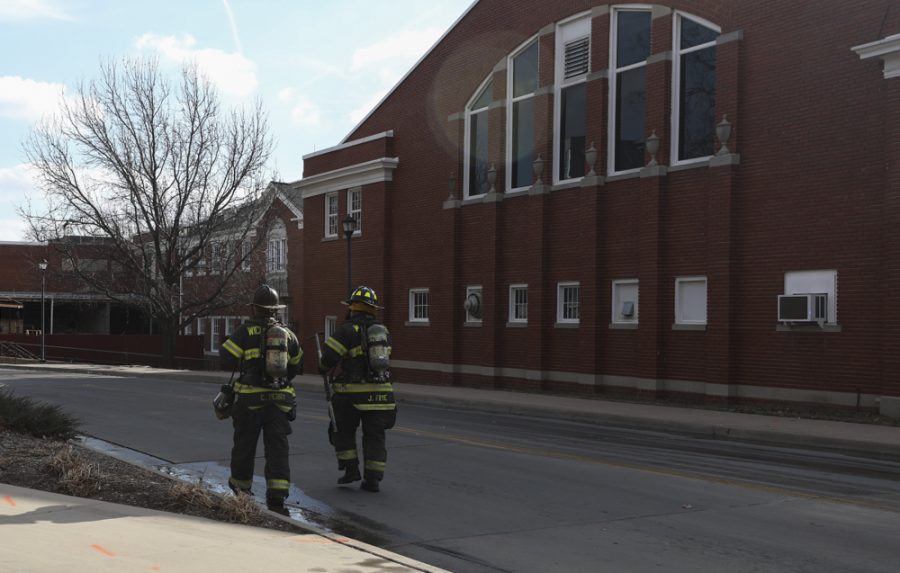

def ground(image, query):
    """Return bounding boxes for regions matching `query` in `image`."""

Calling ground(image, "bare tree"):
[22,57,275,366]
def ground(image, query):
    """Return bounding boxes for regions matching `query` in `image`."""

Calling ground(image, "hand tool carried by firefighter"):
[314,332,338,435]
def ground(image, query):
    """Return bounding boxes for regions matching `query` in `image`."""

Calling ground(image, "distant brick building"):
[294,1,900,413]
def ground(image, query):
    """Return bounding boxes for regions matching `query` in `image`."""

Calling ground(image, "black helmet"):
[252,284,284,310]
[345,285,381,309]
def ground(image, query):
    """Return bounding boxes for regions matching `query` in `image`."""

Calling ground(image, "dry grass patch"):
[170,482,265,524]
[45,443,103,497]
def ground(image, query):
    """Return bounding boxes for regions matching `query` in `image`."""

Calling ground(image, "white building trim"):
[853,33,900,79]
[297,157,400,199]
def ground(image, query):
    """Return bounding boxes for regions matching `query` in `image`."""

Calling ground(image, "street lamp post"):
[38,259,48,362]
[342,214,358,299]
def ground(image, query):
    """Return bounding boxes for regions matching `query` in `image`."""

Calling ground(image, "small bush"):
[46,443,103,497]
[0,389,80,440]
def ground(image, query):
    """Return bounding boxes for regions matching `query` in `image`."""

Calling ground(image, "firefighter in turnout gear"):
[219,284,302,515]
[319,286,395,493]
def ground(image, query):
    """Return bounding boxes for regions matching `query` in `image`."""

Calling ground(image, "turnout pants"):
[229,402,292,503]
[332,395,396,481]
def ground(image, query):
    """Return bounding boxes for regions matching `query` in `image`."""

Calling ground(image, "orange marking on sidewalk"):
[90,544,116,558]
[2,495,15,507]
[293,537,351,544]
[148,566,161,571]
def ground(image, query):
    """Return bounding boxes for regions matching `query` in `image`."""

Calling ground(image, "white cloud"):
[0,0,71,21]
[277,87,321,127]
[350,28,443,72]
[0,76,65,122]
[0,163,41,240]
[134,33,258,98]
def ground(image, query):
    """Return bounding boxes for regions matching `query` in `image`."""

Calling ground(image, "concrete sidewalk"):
[2,359,899,572]
[0,484,448,572]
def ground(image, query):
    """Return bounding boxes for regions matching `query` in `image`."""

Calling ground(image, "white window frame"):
[464,76,493,199]
[675,276,708,325]
[671,11,721,166]
[612,279,639,324]
[347,187,362,235]
[557,282,580,324]
[197,317,205,336]
[465,285,483,324]
[608,6,652,176]
[224,317,234,337]
[506,36,539,193]
[784,270,838,325]
[554,13,591,185]
[325,315,337,339]
[184,322,192,335]
[509,284,528,324]
[408,288,430,323]
[210,317,221,352]
[325,192,339,238]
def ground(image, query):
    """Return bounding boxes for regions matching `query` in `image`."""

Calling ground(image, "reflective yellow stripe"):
[229,477,252,490]
[267,479,290,491]
[365,460,385,471]
[244,348,261,360]
[234,382,297,397]
[325,337,348,356]
[288,352,302,365]
[337,449,358,461]
[349,346,364,357]
[222,339,243,358]
[332,383,393,393]
[354,403,397,411]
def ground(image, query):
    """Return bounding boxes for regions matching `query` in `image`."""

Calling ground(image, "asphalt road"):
[3,368,900,573]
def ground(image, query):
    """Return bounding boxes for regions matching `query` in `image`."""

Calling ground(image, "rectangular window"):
[241,240,251,271]
[184,322,192,335]
[556,16,590,183]
[225,317,233,336]
[784,270,837,324]
[675,277,708,325]
[197,317,205,335]
[347,188,362,234]
[509,284,528,323]
[408,289,430,322]
[674,13,719,162]
[268,238,286,272]
[612,279,639,324]
[509,40,538,190]
[610,9,651,173]
[209,241,223,274]
[325,315,337,339]
[325,192,339,238]
[557,282,580,323]
[210,318,220,352]
[466,80,492,198]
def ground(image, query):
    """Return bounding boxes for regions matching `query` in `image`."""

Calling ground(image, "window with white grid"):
[347,188,361,234]
[409,289,429,322]
[557,282,580,323]
[509,284,528,323]
[325,316,337,339]
[325,192,339,238]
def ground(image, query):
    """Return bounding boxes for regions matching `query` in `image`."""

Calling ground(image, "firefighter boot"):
[266,495,290,516]
[337,464,361,484]
[360,471,381,492]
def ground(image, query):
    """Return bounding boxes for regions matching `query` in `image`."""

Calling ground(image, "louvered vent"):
[564,37,590,79]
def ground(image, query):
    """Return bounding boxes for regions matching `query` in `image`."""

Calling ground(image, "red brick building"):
[296,1,900,413]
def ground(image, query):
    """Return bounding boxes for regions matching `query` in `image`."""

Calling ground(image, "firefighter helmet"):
[345,285,381,309]
[252,284,285,310]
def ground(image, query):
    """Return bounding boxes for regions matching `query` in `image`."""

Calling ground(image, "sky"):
[0,0,473,242]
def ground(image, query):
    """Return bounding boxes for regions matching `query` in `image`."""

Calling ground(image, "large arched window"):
[464,79,492,198]
[507,39,539,190]
[672,12,720,163]
[609,7,651,174]
[554,14,591,183]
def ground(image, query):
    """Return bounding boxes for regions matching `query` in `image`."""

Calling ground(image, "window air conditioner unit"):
[778,293,827,324]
